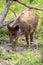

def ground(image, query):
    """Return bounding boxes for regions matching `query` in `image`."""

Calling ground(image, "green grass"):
[0,49,42,65]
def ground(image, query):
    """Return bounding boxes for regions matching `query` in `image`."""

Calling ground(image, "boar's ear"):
[7,25,14,31]
[14,25,19,31]
[7,25,11,30]
[7,25,12,30]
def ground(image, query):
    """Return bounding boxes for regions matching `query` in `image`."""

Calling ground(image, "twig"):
[0,18,16,28]
[17,0,43,11]
[9,8,17,17]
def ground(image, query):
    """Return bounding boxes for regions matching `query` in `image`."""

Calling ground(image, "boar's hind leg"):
[25,34,29,47]
[30,32,34,45]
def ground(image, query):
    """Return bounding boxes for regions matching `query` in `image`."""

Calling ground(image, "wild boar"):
[7,10,39,47]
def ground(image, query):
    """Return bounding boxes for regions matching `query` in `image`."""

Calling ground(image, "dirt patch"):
[0,40,43,54]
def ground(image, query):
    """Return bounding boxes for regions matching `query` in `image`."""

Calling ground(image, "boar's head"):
[7,24,21,42]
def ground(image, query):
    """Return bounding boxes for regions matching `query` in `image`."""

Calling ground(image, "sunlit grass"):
[0,49,42,65]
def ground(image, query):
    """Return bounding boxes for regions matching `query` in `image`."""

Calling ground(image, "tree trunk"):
[0,0,13,27]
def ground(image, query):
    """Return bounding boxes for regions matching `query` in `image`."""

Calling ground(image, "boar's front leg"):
[25,34,29,47]
[30,32,34,45]
[9,33,13,43]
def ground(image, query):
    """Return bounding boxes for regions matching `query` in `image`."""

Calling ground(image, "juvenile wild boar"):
[7,10,39,47]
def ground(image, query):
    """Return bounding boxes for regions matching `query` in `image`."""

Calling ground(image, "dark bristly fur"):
[7,10,39,47]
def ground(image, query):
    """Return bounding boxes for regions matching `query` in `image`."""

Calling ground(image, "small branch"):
[0,18,16,28]
[0,12,21,28]
[9,8,17,17]
[0,13,21,28]
[17,0,43,11]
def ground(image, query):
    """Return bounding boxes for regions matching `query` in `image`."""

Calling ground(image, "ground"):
[0,37,43,65]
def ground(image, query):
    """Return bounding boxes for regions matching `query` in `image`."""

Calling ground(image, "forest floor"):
[0,38,43,65]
